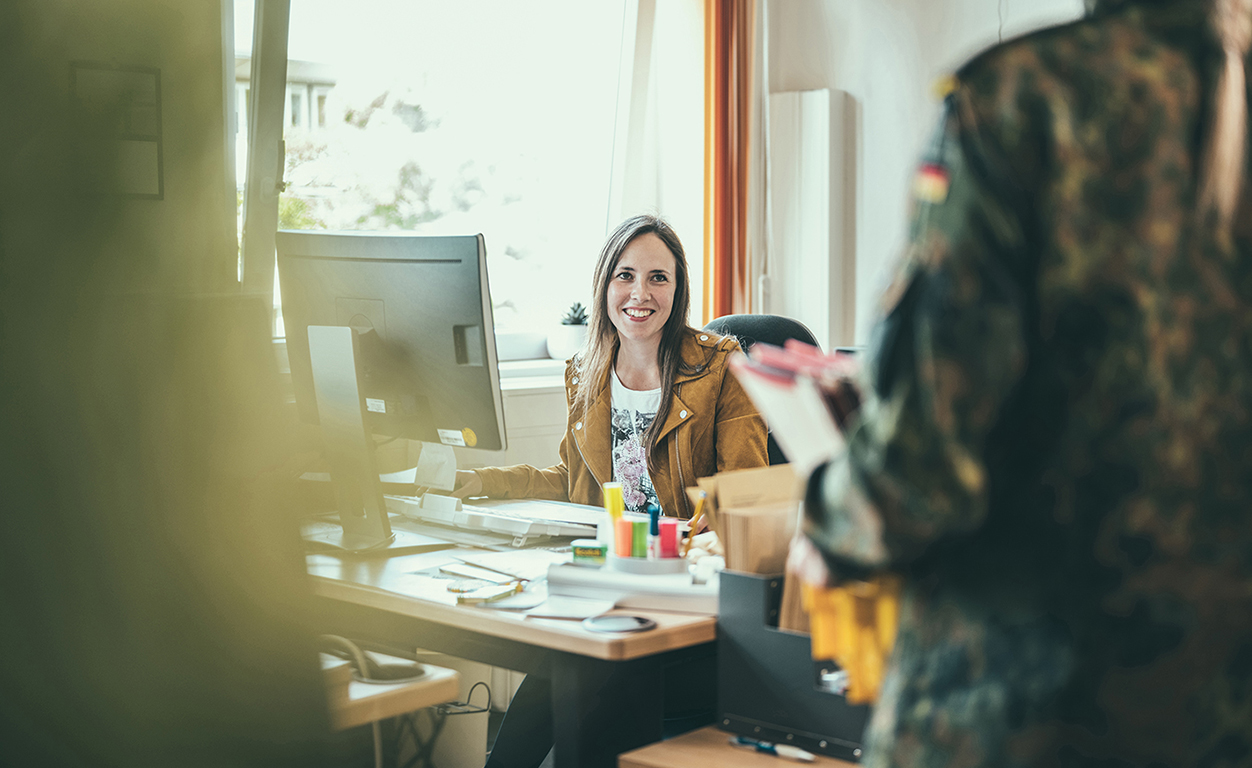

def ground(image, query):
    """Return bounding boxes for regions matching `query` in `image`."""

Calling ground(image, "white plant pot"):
[546,325,588,360]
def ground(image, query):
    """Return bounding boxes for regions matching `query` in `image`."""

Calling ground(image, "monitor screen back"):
[276,231,506,451]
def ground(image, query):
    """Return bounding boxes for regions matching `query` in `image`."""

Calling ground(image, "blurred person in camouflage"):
[796,0,1252,765]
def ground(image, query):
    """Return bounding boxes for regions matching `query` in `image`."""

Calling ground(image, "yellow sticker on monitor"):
[462,428,478,447]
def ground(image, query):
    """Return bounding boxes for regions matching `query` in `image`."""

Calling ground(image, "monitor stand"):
[305,324,451,557]
[301,523,446,556]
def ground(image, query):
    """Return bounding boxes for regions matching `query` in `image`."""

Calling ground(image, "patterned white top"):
[609,370,662,514]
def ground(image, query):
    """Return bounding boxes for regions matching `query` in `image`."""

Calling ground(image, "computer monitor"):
[276,230,507,553]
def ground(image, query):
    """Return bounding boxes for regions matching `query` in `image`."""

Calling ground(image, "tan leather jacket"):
[474,330,768,518]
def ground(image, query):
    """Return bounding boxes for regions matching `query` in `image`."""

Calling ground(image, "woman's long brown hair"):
[571,215,703,475]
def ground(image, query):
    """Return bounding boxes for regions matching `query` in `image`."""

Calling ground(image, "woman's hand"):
[450,469,483,499]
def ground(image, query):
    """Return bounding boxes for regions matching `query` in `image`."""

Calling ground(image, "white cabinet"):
[766,88,858,350]
[453,374,568,470]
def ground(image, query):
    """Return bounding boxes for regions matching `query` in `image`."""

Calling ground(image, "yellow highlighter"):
[601,482,625,553]
[681,490,707,557]
[603,481,624,521]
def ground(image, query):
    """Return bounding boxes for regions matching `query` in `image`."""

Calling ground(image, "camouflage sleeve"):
[804,84,1033,572]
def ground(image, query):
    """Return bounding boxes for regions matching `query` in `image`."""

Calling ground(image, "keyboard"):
[385,494,598,547]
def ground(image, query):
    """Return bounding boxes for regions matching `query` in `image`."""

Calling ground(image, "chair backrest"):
[702,314,821,465]
[703,313,820,352]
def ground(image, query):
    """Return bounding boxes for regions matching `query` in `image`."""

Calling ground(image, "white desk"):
[307,543,717,768]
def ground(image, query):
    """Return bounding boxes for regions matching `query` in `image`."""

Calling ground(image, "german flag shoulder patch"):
[913,162,951,205]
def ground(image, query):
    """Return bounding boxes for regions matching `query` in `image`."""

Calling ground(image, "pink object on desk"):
[659,518,679,558]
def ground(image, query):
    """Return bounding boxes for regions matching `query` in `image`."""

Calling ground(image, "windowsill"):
[498,358,566,378]
[273,337,567,388]
[498,359,566,393]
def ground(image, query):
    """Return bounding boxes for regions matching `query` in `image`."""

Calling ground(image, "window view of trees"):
[278,89,493,233]
[238,0,626,334]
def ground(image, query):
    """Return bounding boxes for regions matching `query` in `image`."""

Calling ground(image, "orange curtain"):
[704,0,755,323]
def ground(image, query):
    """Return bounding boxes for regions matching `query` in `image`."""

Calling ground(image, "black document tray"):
[717,571,869,762]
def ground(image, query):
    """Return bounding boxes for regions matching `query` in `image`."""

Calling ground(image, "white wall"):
[768,0,1084,344]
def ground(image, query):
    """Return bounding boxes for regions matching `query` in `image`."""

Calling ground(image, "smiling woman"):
[573,216,693,487]
[452,214,766,518]
[608,234,677,357]
[450,215,767,768]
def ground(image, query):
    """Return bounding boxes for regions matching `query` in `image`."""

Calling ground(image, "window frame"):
[238,0,290,324]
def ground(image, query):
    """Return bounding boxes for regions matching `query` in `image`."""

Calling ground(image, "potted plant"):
[546,301,589,360]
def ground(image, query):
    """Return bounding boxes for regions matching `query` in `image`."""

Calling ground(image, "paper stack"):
[692,465,801,575]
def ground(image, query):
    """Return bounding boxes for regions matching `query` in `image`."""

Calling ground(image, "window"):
[236,0,704,348]
[240,0,625,335]
[289,88,303,128]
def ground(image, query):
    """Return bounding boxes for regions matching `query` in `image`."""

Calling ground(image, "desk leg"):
[550,655,664,768]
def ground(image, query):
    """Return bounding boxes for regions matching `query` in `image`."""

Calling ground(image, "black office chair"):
[703,313,821,466]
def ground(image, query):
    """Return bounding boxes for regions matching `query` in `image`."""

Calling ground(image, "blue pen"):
[731,736,816,763]
[646,503,661,558]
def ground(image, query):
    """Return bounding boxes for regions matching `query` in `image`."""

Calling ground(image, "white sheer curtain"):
[606,0,706,326]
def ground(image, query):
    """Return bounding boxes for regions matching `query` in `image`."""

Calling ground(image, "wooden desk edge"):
[618,726,858,768]
[311,575,717,661]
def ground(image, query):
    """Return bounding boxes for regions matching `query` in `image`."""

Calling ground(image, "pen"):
[730,736,816,763]
[438,563,520,585]
[647,503,661,558]
[455,582,522,605]
[681,491,706,557]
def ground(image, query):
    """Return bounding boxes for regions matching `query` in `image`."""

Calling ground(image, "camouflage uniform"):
[804,1,1252,765]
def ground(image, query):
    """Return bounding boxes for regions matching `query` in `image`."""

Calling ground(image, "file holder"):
[717,571,869,762]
